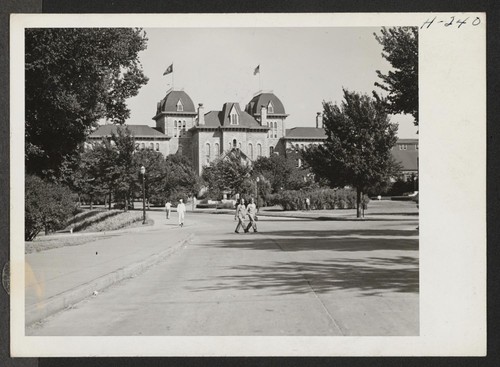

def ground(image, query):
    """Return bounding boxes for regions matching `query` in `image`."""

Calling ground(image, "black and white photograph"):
[10,13,485,357]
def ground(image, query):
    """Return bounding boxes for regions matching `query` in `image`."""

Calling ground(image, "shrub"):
[25,175,77,241]
[274,188,369,211]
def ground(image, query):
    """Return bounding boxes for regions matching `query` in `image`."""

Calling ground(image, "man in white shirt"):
[177,199,186,227]
[165,201,172,219]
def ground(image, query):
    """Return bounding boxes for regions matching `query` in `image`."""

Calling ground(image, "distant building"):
[88,88,417,180]
[391,138,419,181]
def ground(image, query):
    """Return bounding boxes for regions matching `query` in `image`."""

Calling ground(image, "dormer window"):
[230,106,239,125]
[267,101,274,114]
[176,99,184,112]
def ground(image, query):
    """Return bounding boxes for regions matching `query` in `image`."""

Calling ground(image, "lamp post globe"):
[140,166,146,224]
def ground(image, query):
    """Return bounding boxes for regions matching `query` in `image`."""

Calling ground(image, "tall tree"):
[163,155,201,202]
[133,149,169,205]
[202,150,251,198]
[302,89,400,217]
[25,28,149,178]
[253,151,310,193]
[112,127,138,211]
[374,27,418,125]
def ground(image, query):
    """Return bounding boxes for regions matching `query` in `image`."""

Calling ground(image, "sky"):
[125,27,418,139]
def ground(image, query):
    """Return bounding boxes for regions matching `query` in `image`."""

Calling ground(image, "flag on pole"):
[253,65,260,75]
[163,64,173,76]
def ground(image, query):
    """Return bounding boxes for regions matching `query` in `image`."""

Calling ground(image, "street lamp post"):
[140,165,146,224]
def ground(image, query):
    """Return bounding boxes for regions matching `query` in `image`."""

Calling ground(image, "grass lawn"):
[26,210,154,254]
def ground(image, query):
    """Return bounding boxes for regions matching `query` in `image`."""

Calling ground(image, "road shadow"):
[212,235,417,252]
[261,229,419,238]
[190,231,419,296]
[188,256,418,296]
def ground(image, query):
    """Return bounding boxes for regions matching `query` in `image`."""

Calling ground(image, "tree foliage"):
[302,89,400,217]
[374,27,418,125]
[66,128,200,207]
[25,175,77,240]
[25,28,149,177]
[252,151,311,193]
[133,149,168,204]
[202,150,252,198]
[161,155,200,203]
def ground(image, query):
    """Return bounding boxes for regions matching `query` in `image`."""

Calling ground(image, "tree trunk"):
[356,188,361,218]
[124,193,129,212]
[90,194,93,210]
[108,191,112,210]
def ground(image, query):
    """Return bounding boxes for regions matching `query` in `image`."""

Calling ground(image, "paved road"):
[28,211,419,336]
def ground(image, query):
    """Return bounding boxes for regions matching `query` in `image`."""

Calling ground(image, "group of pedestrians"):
[165,196,259,233]
[165,199,186,227]
[234,197,259,233]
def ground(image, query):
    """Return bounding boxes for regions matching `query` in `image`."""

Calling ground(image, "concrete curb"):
[26,233,194,326]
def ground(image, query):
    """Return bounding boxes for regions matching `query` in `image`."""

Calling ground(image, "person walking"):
[177,199,186,227]
[165,200,172,219]
[234,198,247,233]
[245,197,258,233]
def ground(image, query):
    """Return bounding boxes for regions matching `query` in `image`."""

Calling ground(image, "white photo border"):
[10,12,486,357]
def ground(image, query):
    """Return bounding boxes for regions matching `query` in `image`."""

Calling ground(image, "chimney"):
[198,103,205,125]
[316,112,323,129]
[260,105,267,127]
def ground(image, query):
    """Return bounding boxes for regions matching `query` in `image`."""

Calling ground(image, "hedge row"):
[269,188,369,211]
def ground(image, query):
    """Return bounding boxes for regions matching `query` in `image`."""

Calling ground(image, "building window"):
[268,101,274,114]
[267,122,271,138]
[270,146,274,155]
[156,143,159,151]
[233,139,237,148]
[248,143,253,160]
[257,143,262,157]
[215,143,220,158]
[399,144,408,150]
[274,121,278,138]
[141,143,145,150]
[183,121,186,134]
[205,143,211,164]
[174,121,178,137]
[150,143,154,150]
[176,100,183,112]
[231,113,238,125]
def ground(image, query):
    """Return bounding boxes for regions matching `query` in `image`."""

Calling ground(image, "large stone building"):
[89,88,417,180]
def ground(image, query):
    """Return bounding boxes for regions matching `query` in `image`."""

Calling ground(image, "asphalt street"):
[27,210,419,336]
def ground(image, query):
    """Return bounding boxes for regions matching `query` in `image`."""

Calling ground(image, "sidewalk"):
[25,217,192,325]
